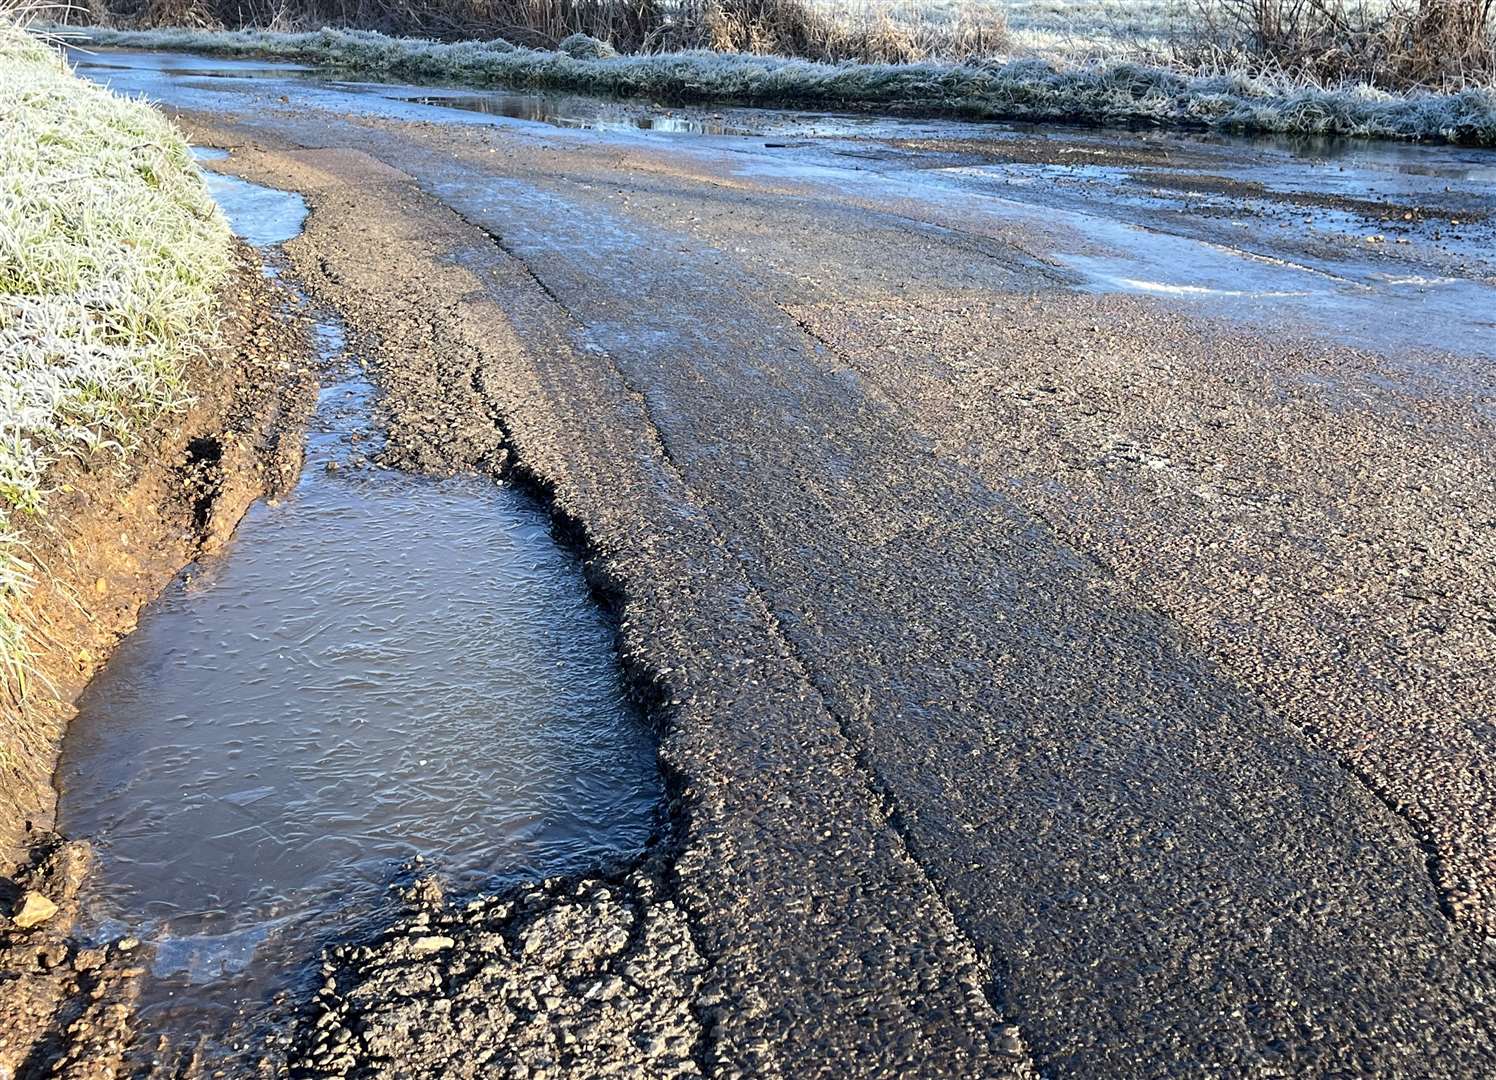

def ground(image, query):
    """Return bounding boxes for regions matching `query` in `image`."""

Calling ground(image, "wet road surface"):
[73,48,1496,1078]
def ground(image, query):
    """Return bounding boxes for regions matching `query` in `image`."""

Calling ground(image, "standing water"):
[54,161,661,1064]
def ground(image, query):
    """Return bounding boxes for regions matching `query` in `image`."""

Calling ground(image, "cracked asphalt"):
[73,49,1496,1078]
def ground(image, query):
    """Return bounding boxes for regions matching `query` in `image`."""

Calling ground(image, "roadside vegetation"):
[77,16,1496,142]
[0,16,231,697]
[1181,0,1495,89]
[67,0,1496,81]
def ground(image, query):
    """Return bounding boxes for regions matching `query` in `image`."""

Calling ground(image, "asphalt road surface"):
[76,49,1496,1078]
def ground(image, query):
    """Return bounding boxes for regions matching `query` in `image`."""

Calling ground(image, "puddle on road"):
[55,159,661,1065]
[70,47,759,138]
[68,50,316,78]
[398,92,752,135]
[194,154,310,246]
[70,47,936,141]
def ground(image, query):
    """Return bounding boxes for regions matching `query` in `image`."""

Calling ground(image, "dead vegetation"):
[76,0,1008,61]
[676,0,1009,63]
[1183,0,1496,88]
[66,0,1494,86]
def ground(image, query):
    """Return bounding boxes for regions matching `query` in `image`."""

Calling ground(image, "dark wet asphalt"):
[72,47,1496,1078]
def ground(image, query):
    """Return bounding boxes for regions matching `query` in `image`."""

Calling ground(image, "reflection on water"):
[398,93,750,135]
[66,50,316,76]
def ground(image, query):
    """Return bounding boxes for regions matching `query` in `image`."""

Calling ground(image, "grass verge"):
[0,22,231,697]
[74,23,1496,143]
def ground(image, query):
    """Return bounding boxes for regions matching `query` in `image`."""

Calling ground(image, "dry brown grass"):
[1184,0,1496,88]
[678,0,1008,62]
[89,0,1007,59]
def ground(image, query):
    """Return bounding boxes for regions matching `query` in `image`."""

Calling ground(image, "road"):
[76,50,1496,1078]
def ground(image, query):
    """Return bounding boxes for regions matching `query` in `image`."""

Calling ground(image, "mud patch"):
[180,435,225,538]
[1125,168,1490,225]
[883,132,1215,170]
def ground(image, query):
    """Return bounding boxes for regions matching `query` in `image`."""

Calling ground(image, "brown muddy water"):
[53,164,661,1066]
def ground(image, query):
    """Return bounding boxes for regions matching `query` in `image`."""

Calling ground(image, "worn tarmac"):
[66,50,1496,1079]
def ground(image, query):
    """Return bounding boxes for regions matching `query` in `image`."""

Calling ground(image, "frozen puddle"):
[396,91,752,135]
[194,149,309,246]
[55,159,660,1062]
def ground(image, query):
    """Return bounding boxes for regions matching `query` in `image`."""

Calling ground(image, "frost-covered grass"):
[0,23,231,695]
[77,23,1496,143]
[820,0,1183,56]
[1002,0,1179,36]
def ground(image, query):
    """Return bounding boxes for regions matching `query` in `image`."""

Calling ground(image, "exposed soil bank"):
[0,255,316,1078]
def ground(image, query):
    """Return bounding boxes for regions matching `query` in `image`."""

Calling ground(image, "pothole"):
[52,157,663,1070]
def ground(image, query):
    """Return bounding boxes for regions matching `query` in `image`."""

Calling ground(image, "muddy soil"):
[0,253,316,1079]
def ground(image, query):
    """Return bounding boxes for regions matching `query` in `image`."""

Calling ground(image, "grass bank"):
[76,23,1496,143]
[0,23,231,697]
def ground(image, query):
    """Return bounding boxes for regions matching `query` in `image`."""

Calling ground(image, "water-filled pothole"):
[54,158,661,1064]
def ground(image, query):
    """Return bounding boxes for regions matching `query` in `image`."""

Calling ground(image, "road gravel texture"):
[75,54,1496,1079]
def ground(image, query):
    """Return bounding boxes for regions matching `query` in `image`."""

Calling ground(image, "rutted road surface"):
[79,52,1496,1078]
